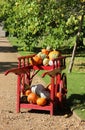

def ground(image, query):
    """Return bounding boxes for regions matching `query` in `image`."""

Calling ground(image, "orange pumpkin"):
[56,92,62,99]
[30,55,42,65]
[48,84,52,91]
[41,48,49,55]
[27,92,38,104]
[36,97,47,106]
[25,89,31,96]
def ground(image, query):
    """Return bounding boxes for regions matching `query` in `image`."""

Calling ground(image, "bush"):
[0,0,85,51]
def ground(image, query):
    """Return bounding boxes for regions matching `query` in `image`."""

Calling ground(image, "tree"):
[68,8,85,73]
[0,0,85,52]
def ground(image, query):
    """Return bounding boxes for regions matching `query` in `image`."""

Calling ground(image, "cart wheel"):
[56,73,67,105]
[61,73,67,102]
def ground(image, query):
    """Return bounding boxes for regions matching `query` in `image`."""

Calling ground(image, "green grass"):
[67,72,85,120]
[8,36,85,120]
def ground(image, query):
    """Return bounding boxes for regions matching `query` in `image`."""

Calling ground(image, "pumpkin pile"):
[29,47,61,66]
[23,84,50,106]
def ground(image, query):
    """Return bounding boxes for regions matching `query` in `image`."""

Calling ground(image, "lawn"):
[67,72,85,120]
[65,56,85,120]
[8,37,85,120]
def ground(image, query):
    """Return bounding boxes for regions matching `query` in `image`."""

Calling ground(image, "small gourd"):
[37,52,47,60]
[43,58,49,66]
[48,60,53,66]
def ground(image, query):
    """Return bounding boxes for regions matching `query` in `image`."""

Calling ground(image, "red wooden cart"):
[5,54,67,115]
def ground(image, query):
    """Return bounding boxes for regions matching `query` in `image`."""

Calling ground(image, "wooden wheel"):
[56,73,67,106]
[61,73,67,103]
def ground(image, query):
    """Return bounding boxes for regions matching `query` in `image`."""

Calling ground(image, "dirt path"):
[0,37,85,130]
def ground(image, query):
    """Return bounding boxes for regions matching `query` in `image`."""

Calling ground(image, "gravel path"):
[0,37,85,130]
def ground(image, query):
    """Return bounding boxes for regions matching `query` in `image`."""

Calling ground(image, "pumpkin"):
[48,50,61,60]
[56,92,62,99]
[43,58,49,66]
[48,84,52,91]
[27,92,38,104]
[33,55,42,65]
[36,97,47,106]
[41,48,49,55]
[30,55,42,65]
[25,89,31,96]
[29,57,36,65]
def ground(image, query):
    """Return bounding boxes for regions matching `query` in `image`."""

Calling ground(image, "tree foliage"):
[0,0,85,51]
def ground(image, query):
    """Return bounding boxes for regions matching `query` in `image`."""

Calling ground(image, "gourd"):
[37,52,47,60]
[43,58,49,66]
[30,55,42,65]
[48,60,53,66]
[31,85,38,94]
[48,50,61,60]
[27,92,38,104]
[41,48,49,55]
[36,97,47,106]
[31,84,50,99]
[56,92,62,99]
[40,90,50,99]
[31,84,45,96]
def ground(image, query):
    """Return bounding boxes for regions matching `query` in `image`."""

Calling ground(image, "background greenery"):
[0,0,85,51]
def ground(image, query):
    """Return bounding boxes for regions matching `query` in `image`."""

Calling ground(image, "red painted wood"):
[20,103,51,110]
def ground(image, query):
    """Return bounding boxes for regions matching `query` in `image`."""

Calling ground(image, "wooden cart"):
[5,54,67,115]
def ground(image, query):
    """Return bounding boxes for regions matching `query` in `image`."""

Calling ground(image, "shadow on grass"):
[75,63,85,71]
[58,45,85,57]
[67,94,85,111]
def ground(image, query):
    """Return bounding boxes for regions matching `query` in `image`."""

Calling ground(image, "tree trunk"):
[68,14,84,73]
[68,42,77,73]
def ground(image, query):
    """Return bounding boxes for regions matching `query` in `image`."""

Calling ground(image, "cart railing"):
[5,54,66,76]
[17,54,66,70]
